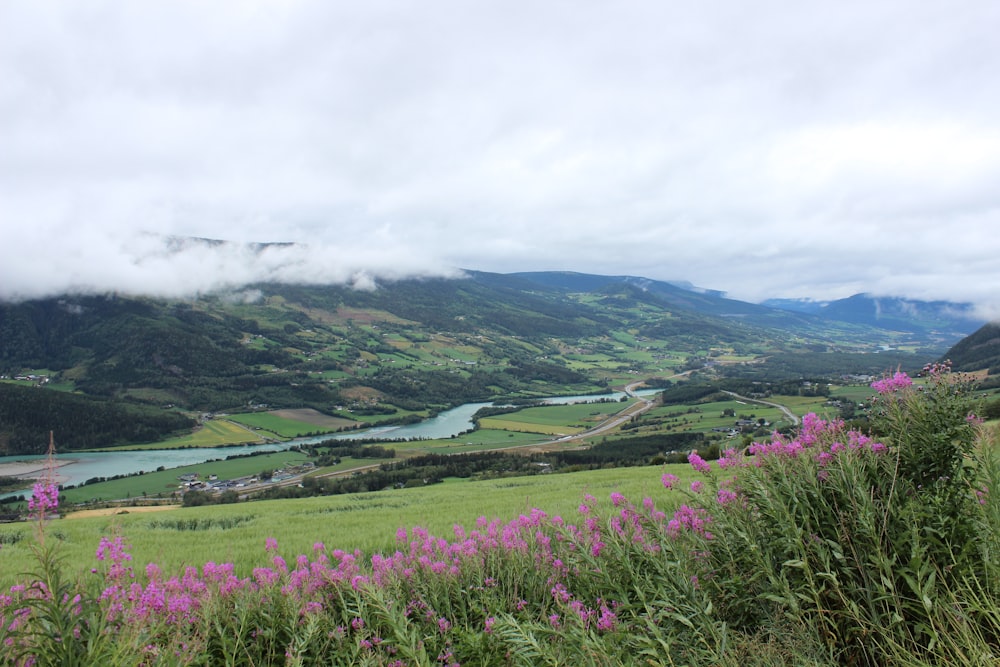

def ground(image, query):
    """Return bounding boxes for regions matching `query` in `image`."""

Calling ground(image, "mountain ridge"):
[0,269,985,453]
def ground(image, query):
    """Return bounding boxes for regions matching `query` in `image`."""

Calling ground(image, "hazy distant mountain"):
[511,273,982,347]
[762,293,984,341]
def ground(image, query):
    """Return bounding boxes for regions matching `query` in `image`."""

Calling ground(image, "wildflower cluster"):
[660,367,998,665]
[3,495,689,665]
[26,483,58,522]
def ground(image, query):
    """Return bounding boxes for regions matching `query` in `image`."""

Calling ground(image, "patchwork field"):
[227,409,359,438]
[98,419,268,450]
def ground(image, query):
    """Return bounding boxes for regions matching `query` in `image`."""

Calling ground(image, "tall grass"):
[1,365,997,665]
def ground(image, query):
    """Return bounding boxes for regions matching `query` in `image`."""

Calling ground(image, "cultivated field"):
[226,409,359,438]
[102,419,267,450]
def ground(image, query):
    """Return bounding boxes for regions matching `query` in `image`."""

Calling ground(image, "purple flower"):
[716,488,739,505]
[28,482,59,520]
[871,371,913,394]
[688,452,711,474]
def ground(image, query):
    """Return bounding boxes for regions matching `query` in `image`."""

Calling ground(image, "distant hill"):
[762,293,983,343]
[513,273,981,347]
[0,270,967,452]
[942,322,1000,374]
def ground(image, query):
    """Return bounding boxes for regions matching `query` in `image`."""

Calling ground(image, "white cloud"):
[1,0,999,315]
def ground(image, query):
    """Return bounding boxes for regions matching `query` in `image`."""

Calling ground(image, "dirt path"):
[63,505,181,520]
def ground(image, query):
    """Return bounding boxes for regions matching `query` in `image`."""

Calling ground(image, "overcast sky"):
[2,1,999,317]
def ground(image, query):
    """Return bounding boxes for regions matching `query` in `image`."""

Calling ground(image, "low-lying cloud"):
[0,230,460,302]
[1,1,999,318]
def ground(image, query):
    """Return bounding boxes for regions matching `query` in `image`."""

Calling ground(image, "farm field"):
[633,400,788,433]
[226,409,359,438]
[56,450,317,504]
[475,418,584,436]
[93,418,268,451]
[478,402,624,436]
[0,463,691,589]
[390,429,547,454]
[46,392,817,505]
[3,386,897,524]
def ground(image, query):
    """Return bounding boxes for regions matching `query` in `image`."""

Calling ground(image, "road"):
[249,375,700,495]
[720,390,800,426]
[549,379,658,443]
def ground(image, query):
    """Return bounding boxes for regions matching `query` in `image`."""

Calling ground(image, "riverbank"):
[0,459,75,484]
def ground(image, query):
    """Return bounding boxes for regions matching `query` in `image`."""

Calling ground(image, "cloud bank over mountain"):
[1,231,459,301]
[2,1,999,317]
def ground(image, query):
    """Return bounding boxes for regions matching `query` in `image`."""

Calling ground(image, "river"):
[0,389,660,498]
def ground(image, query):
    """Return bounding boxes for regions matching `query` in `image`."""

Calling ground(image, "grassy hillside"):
[2,368,997,665]
[0,272,949,453]
[0,464,685,589]
[946,322,1000,375]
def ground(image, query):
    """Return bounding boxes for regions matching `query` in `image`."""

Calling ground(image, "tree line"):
[0,384,194,454]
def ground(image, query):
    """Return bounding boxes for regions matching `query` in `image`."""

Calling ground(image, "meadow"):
[2,366,998,665]
[0,464,684,590]
[225,411,355,439]
[6,391,832,505]
[476,403,606,436]
[96,419,267,450]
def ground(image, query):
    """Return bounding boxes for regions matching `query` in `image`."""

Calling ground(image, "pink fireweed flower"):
[871,371,913,394]
[666,505,713,539]
[922,360,952,377]
[661,473,679,489]
[610,491,626,507]
[28,482,59,520]
[596,605,617,631]
[716,488,739,506]
[716,448,740,468]
[690,480,704,493]
[688,452,711,474]
[264,537,278,552]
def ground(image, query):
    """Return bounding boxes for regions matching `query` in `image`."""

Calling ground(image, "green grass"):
[0,464,691,588]
[92,419,269,451]
[49,451,314,504]
[467,418,579,435]
[828,384,878,403]
[225,412,344,438]
[391,430,546,454]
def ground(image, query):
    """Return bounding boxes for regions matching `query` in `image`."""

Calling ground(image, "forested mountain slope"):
[0,271,963,453]
[943,322,1000,374]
